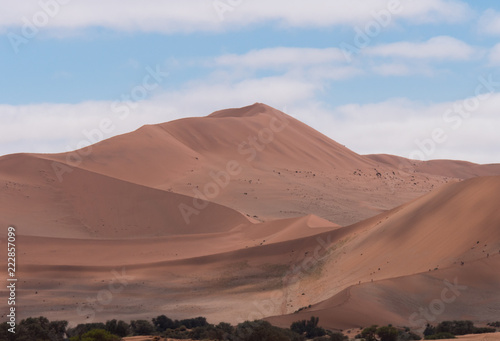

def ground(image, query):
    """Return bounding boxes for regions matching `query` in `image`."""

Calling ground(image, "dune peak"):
[208,102,281,118]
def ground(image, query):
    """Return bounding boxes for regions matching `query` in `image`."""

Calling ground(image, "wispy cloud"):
[0,0,470,34]
[371,63,412,76]
[213,40,484,81]
[215,47,346,70]
[290,94,500,164]
[478,9,500,35]
[488,43,500,65]
[365,36,479,60]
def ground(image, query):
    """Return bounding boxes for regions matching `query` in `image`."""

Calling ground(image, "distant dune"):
[366,153,500,180]
[0,103,499,329]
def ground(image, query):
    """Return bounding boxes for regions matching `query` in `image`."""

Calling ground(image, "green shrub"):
[290,316,326,338]
[9,317,68,341]
[376,326,398,341]
[428,320,496,337]
[236,320,304,341]
[399,330,422,340]
[361,325,378,341]
[70,328,120,341]
[67,323,106,338]
[130,319,155,335]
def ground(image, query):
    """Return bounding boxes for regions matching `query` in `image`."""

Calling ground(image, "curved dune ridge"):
[267,176,500,329]
[0,103,499,327]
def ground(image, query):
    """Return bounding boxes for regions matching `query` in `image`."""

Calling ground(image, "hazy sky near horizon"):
[1,0,499,163]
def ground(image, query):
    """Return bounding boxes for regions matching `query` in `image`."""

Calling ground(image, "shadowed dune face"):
[1,103,499,329]
[267,255,500,331]
[266,176,500,329]
[0,154,250,238]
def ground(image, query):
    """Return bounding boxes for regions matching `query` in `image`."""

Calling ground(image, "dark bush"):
[290,316,326,338]
[472,327,496,334]
[431,321,496,336]
[130,319,155,335]
[425,332,456,339]
[376,326,399,341]
[424,324,436,337]
[180,316,208,329]
[235,320,304,341]
[105,319,129,337]
[153,314,176,332]
[361,325,378,341]
[398,329,422,340]
[330,332,348,341]
[14,317,68,341]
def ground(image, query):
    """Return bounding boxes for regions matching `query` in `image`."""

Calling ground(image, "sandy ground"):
[457,333,500,341]
[0,103,499,329]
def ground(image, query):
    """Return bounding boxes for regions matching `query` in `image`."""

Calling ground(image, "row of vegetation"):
[356,325,421,341]
[0,316,339,341]
[0,316,498,341]
[423,320,496,339]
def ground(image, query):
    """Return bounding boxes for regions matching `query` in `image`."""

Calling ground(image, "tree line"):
[0,315,497,341]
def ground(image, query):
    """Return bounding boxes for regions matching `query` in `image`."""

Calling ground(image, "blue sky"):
[1,0,499,163]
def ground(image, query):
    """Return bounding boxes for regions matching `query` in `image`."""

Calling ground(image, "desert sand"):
[0,103,499,331]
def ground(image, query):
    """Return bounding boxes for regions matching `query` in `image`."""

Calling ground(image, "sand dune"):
[367,153,500,179]
[1,104,499,330]
[267,255,500,330]
[37,103,455,226]
[267,176,500,329]
[0,153,250,238]
[10,176,500,326]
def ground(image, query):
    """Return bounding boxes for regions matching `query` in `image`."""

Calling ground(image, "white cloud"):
[213,42,475,82]
[478,9,500,35]
[215,47,346,70]
[0,0,470,34]
[393,0,470,24]
[365,36,479,60]
[307,66,364,80]
[372,63,411,76]
[290,94,500,164]
[213,47,362,81]
[488,43,500,65]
